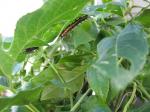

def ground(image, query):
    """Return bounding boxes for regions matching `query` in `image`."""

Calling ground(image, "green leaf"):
[81,96,111,112]
[58,54,92,70]
[68,20,98,48]
[135,9,150,27]
[41,84,68,100]
[0,49,16,77]
[87,24,148,100]
[87,67,109,102]
[9,0,91,60]
[0,87,42,111]
[57,65,87,93]
[41,65,87,100]
[29,67,56,87]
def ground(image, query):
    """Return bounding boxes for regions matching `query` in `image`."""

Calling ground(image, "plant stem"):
[43,41,66,84]
[49,62,66,84]
[70,88,91,112]
[43,55,65,84]
[137,88,148,102]
[25,105,35,112]
[25,104,40,112]
[138,83,150,100]
[115,92,132,112]
[123,83,137,112]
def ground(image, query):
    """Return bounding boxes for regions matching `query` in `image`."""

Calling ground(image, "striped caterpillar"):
[60,15,88,37]
[25,15,88,53]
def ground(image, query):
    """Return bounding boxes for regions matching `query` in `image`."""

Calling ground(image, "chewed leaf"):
[87,24,148,100]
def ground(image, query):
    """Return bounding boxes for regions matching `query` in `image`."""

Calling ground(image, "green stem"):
[48,62,66,84]
[25,104,40,112]
[70,88,91,112]
[43,41,66,84]
[138,83,150,100]
[115,92,132,112]
[137,88,148,102]
[25,105,35,112]
[123,83,137,112]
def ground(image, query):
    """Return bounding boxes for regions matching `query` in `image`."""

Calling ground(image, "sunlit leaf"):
[135,9,150,27]
[9,0,91,60]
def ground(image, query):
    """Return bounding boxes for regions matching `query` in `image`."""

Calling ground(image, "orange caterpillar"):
[60,15,88,37]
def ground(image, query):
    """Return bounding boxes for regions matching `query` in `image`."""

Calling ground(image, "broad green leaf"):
[58,54,93,70]
[87,24,148,100]
[9,0,91,60]
[41,65,87,100]
[26,62,87,100]
[81,96,111,112]
[0,87,42,111]
[41,84,68,100]
[29,67,56,87]
[135,9,150,27]
[57,65,87,93]
[68,20,98,48]
[87,67,109,102]
[0,49,16,77]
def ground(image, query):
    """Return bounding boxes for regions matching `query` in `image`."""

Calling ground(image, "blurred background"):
[0,0,43,38]
[0,0,147,38]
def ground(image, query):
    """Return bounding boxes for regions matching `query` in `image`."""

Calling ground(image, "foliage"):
[0,0,150,112]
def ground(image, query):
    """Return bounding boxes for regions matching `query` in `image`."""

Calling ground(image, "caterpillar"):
[60,15,89,37]
[24,47,39,53]
[24,15,88,53]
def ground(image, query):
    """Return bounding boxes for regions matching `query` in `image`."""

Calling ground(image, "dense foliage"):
[0,0,150,111]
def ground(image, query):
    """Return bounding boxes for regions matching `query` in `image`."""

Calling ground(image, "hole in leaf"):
[118,57,131,70]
